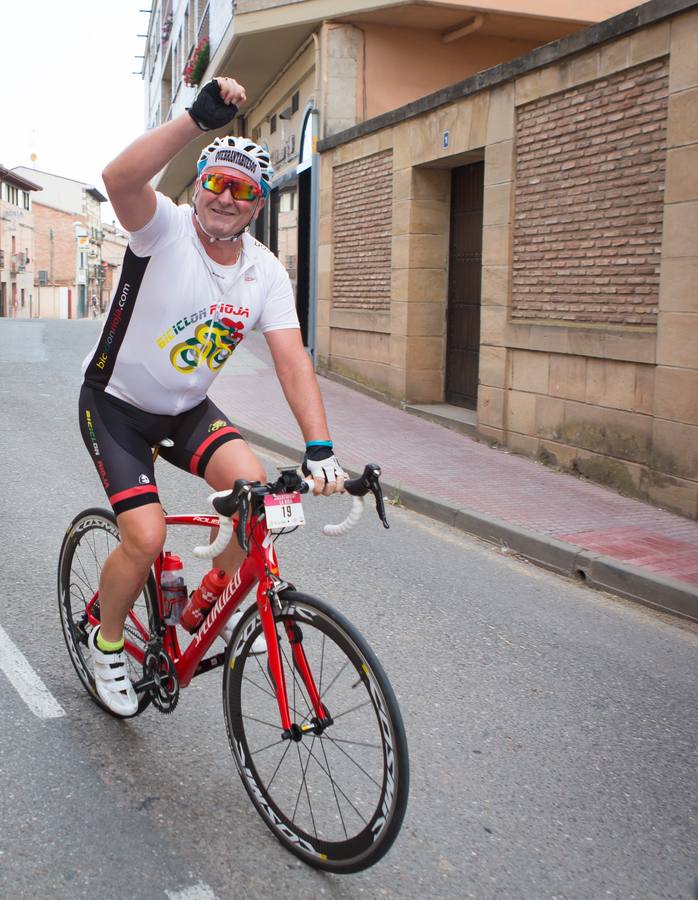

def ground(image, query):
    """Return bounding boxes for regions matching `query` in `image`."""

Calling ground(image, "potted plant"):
[183,37,210,87]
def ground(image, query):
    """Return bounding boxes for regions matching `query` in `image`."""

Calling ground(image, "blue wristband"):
[306,440,333,448]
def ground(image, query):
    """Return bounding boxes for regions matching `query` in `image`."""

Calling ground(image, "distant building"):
[101,222,130,312]
[13,167,107,318]
[0,165,42,317]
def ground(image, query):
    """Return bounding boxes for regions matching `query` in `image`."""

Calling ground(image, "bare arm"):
[264,328,331,443]
[102,115,201,232]
[102,77,246,232]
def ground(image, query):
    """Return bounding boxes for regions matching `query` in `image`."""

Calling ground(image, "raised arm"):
[102,77,246,232]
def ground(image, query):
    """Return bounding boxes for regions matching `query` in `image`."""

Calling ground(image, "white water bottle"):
[161,552,187,625]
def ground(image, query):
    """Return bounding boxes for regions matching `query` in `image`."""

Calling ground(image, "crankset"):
[140,641,179,714]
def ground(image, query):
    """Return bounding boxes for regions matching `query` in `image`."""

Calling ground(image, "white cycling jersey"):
[82,192,299,415]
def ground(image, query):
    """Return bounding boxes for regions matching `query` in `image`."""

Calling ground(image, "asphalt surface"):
[0,319,696,900]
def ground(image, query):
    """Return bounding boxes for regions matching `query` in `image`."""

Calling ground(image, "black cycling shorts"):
[78,385,242,517]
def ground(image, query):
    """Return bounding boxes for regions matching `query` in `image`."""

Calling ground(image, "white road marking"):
[0,623,66,719]
[165,884,218,900]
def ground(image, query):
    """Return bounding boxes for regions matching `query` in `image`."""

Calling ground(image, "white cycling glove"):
[301,442,346,487]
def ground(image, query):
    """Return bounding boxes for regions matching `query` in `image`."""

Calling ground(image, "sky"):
[1,1,149,225]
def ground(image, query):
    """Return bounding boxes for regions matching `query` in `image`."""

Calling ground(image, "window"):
[5,184,18,205]
[270,115,277,135]
[291,91,299,114]
[280,190,296,213]
[23,191,30,210]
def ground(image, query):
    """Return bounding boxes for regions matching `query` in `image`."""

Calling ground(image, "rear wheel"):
[57,507,156,717]
[222,591,409,873]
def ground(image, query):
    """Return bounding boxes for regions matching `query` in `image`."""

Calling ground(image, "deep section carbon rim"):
[57,507,155,715]
[222,591,409,872]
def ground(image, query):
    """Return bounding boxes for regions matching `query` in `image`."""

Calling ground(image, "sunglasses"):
[201,172,262,201]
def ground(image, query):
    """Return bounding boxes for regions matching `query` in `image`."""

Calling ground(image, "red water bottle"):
[180,567,229,633]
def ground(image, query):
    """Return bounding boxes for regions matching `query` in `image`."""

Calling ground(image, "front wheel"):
[222,591,409,873]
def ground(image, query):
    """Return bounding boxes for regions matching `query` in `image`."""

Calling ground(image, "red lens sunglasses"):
[201,172,261,201]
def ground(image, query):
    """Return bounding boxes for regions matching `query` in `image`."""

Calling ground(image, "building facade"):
[0,166,41,317]
[142,0,640,349]
[316,0,698,518]
[13,167,108,318]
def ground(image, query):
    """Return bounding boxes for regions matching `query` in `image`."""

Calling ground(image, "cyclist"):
[80,76,345,716]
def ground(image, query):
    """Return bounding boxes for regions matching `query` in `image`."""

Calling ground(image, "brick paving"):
[210,332,698,590]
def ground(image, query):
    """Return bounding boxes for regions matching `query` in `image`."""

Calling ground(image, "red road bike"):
[57,464,409,873]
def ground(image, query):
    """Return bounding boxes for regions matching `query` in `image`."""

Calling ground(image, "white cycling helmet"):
[196,136,274,197]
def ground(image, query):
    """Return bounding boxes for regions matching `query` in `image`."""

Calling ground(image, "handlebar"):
[193,464,389,559]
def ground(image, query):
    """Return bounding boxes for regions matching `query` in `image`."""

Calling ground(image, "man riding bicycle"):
[80,76,345,716]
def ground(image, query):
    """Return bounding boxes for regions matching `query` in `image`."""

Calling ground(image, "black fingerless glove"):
[302,442,343,484]
[187,80,238,132]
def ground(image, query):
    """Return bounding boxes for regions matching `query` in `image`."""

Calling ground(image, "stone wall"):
[317,2,698,518]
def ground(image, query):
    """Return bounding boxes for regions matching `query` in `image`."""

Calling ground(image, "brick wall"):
[332,149,392,311]
[33,202,78,285]
[513,57,669,325]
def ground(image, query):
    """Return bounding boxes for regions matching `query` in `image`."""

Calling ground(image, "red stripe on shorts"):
[109,484,159,506]
[190,426,241,474]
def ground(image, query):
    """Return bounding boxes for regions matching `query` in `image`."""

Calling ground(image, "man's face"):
[194,166,265,239]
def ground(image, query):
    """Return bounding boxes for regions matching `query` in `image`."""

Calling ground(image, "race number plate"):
[263,492,305,531]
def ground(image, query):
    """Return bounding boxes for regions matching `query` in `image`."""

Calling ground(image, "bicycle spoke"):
[330,699,373,722]
[240,712,284,731]
[249,736,287,757]
[325,736,383,750]
[316,657,351,707]
[242,673,277,702]
[297,740,370,826]
[252,645,276,694]
[320,735,349,840]
[266,738,293,794]
[323,734,383,790]
[292,738,318,840]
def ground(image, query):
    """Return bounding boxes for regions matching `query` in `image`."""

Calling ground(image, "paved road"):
[0,319,696,900]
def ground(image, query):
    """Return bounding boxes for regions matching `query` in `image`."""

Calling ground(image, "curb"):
[241,426,698,624]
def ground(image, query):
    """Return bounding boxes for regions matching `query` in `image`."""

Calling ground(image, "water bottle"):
[161,552,188,625]
[180,567,229,633]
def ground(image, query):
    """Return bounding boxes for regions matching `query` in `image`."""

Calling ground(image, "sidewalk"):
[210,332,698,622]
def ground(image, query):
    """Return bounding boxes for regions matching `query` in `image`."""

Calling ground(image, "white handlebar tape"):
[322,495,364,536]
[192,482,366,557]
[193,489,235,559]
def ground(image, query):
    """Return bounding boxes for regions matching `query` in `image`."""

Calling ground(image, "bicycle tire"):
[57,507,156,718]
[221,590,409,873]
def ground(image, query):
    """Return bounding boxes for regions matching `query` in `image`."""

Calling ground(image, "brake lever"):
[364,464,389,529]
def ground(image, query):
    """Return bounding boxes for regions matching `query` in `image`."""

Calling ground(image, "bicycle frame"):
[85,511,327,734]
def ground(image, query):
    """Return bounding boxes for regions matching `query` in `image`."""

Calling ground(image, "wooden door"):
[446,162,484,409]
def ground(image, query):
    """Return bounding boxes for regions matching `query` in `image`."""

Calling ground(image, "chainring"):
[142,643,179,714]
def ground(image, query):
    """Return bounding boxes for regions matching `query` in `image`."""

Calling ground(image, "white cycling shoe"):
[220,608,266,654]
[88,628,138,717]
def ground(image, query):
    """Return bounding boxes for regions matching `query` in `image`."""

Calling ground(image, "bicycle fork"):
[257,580,331,741]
